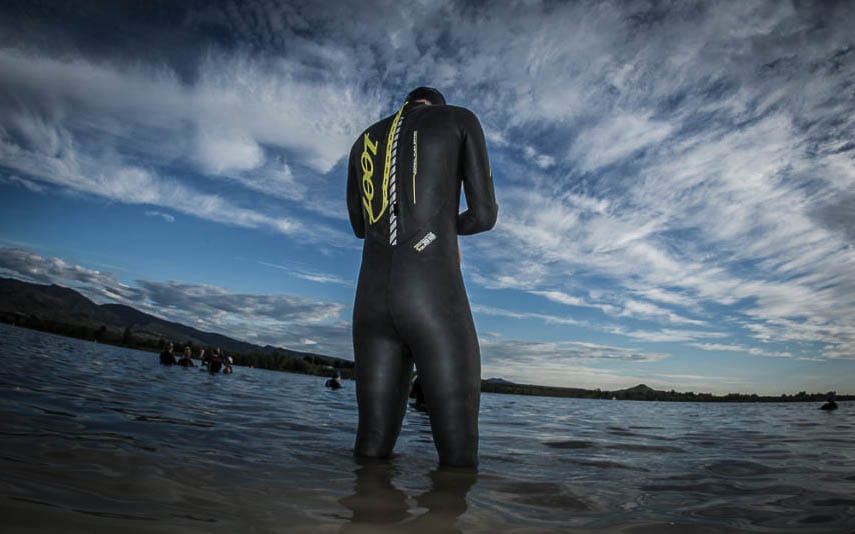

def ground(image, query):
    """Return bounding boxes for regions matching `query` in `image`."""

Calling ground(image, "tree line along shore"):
[1,312,355,379]
[3,313,850,404]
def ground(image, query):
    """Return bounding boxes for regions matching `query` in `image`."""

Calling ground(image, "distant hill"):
[0,277,350,367]
[484,377,516,385]
[616,384,656,394]
[2,277,851,402]
[0,277,120,324]
[100,303,270,356]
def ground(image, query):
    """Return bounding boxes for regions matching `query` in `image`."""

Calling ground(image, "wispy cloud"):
[691,342,793,359]
[257,260,352,287]
[472,303,584,327]
[1,0,854,380]
[0,247,352,357]
[145,210,175,223]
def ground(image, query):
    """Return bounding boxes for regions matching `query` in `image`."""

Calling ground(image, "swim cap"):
[333,369,342,378]
[405,86,446,106]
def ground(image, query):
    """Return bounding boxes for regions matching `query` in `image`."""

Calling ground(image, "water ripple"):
[2,324,854,533]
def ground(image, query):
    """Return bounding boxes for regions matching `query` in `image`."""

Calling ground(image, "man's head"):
[406,86,446,106]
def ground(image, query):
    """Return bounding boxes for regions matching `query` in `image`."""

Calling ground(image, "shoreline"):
[2,322,851,403]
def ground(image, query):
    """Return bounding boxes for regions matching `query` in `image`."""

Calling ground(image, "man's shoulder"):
[350,114,395,154]
[432,104,477,117]
[420,105,480,129]
[362,114,396,137]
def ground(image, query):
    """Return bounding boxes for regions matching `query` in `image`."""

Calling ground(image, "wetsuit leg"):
[353,324,414,458]
[400,294,481,467]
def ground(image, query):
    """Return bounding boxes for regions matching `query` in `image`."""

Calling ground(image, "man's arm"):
[346,140,366,238]
[456,109,498,235]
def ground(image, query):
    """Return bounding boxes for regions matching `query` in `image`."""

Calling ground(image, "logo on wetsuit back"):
[413,231,437,252]
[361,102,409,226]
[360,132,385,224]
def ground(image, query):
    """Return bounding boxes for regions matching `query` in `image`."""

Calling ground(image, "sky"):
[1,0,854,395]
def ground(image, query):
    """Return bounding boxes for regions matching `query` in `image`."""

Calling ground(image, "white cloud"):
[145,210,175,223]
[258,260,352,287]
[194,131,264,175]
[0,124,306,237]
[0,247,353,357]
[529,290,618,316]
[691,343,793,359]
[2,0,855,373]
[570,112,674,172]
[471,303,583,327]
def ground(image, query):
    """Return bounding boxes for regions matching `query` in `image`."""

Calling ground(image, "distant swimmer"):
[325,369,342,389]
[347,86,497,467]
[178,346,195,367]
[409,375,427,412]
[208,347,225,373]
[159,341,176,365]
[820,391,838,411]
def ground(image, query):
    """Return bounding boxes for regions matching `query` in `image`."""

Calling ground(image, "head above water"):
[406,86,446,106]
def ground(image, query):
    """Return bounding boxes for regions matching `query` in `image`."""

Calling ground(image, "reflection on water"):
[340,461,475,533]
[1,323,855,532]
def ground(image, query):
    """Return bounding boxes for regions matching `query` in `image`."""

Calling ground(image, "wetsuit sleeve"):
[347,139,366,238]
[456,109,498,235]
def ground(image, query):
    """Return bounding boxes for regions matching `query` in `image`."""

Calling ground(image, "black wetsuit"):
[820,400,838,411]
[208,356,223,373]
[159,350,176,365]
[347,99,497,467]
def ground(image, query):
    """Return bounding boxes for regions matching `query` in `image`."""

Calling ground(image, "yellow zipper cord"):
[372,100,408,223]
[412,130,418,204]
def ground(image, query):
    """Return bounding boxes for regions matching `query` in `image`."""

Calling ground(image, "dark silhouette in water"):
[339,459,475,533]
[159,341,176,365]
[409,375,428,412]
[820,391,838,411]
[205,347,227,373]
[326,369,342,389]
[178,346,194,367]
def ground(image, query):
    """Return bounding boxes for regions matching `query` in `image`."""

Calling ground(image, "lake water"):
[1,323,853,533]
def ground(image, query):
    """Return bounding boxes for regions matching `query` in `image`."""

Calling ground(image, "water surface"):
[1,324,853,532]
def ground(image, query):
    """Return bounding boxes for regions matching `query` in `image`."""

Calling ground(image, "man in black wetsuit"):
[159,341,176,365]
[347,87,497,467]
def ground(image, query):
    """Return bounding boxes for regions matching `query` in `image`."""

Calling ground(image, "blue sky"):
[1,1,854,395]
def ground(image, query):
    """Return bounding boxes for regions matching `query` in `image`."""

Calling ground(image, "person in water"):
[409,375,428,411]
[346,86,497,467]
[159,341,176,365]
[208,347,225,373]
[178,346,195,367]
[820,391,838,411]
[223,356,234,374]
[326,369,343,389]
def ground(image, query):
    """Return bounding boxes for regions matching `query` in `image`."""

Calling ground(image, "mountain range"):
[0,277,350,366]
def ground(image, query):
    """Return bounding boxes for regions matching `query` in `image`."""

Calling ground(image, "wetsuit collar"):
[406,100,431,110]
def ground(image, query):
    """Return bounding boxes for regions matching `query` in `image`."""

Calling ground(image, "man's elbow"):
[459,204,498,235]
[476,203,498,233]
